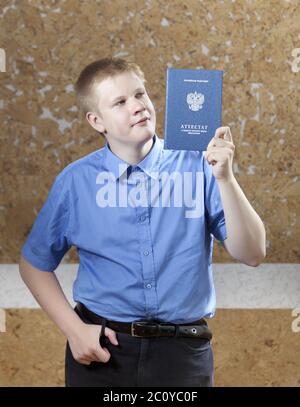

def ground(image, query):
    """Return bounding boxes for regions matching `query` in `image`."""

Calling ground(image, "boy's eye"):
[115,92,145,106]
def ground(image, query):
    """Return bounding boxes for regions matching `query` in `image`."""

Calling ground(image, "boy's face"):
[87,71,156,150]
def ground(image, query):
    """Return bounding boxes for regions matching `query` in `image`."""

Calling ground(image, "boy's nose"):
[133,107,146,117]
[131,99,146,114]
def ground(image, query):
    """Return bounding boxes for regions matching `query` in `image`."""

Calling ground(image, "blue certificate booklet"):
[163,68,223,151]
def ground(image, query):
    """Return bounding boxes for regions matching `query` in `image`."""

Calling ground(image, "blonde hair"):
[75,57,147,119]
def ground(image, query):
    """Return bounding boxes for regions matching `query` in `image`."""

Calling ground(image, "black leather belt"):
[75,302,212,340]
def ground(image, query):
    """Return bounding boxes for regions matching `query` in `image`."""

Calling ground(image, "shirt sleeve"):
[203,153,228,242]
[21,171,72,272]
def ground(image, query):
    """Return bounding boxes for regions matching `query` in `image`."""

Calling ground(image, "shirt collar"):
[103,133,162,181]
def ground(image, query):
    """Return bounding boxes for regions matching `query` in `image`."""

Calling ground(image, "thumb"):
[104,327,119,346]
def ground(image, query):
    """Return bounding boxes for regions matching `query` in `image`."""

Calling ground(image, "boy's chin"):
[132,127,155,140]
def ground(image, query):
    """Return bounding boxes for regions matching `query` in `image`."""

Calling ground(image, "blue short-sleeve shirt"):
[22,134,227,323]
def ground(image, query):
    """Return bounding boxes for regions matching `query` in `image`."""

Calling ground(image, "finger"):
[212,138,235,151]
[206,149,232,164]
[204,142,219,161]
[205,150,218,164]
[207,147,234,158]
[206,136,216,151]
[95,346,111,363]
[79,359,92,365]
[214,126,232,142]
[104,327,119,346]
[206,135,234,153]
[92,349,103,363]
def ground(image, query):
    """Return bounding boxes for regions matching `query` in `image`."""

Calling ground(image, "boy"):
[19,58,266,387]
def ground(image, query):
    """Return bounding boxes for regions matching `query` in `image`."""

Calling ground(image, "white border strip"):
[0,264,299,308]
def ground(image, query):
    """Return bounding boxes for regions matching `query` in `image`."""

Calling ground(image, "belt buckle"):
[131,321,159,337]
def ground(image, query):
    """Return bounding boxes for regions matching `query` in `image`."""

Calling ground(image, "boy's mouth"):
[132,117,149,126]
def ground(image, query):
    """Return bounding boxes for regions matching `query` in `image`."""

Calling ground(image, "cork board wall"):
[0,0,299,263]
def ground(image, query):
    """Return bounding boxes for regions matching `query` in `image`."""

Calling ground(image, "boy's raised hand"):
[204,126,236,182]
[67,322,119,365]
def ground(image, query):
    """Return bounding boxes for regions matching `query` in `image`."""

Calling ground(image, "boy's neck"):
[106,136,155,165]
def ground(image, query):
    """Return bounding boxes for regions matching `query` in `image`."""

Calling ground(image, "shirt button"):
[146,284,152,289]
[143,250,149,256]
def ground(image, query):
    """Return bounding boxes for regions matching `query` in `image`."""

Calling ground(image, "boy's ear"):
[86,111,106,133]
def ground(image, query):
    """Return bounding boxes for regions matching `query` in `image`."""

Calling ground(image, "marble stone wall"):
[0,0,299,264]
